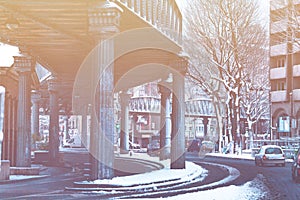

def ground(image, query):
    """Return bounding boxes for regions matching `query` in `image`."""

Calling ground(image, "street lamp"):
[0,130,3,161]
[290,92,294,138]
[0,89,4,161]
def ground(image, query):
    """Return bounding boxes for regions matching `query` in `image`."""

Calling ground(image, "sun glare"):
[0,43,20,67]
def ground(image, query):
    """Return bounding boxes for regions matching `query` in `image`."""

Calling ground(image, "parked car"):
[200,140,215,153]
[254,145,285,167]
[292,148,300,182]
[129,141,145,153]
[147,140,160,156]
[186,139,201,152]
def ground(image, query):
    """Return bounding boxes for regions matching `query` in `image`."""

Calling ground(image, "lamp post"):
[0,88,4,161]
[0,130,3,162]
[290,92,294,138]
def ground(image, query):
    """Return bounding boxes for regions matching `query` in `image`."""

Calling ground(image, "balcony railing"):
[270,43,288,57]
[115,0,182,45]
[270,19,288,34]
[270,67,287,80]
[270,0,287,11]
[293,89,300,101]
[293,64,300,77]
[185,99,215,117]
[271,90,287,102]
[129,96,160,113]
[293,42,300,53]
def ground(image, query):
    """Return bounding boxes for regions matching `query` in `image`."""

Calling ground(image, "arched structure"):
[0,0,186,179]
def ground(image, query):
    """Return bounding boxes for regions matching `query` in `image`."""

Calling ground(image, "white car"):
[255,145,285,167]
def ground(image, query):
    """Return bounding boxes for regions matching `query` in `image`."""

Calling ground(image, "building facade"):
[270,0,300,138]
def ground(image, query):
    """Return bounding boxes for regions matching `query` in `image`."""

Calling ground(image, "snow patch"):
[81,162,205,187]
[166,174,270,200]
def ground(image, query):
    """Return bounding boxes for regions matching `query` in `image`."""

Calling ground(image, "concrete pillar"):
[31,91,41,150]
[3,93,16,163]
[170,71,185,169]
[158,83,172,160]
[120,91,131,154]
[89,102,99,180]
[3,93,10,160]
[170,57,187,169]
[132,114,138,144]
[88,0,122,179]
[11,97,18,166]
[65,115,70,141]
[48,77,60,165]
[14,56,34,167]
[203,117,209,137]
[6,97,18,166]
[97,38,115,179]
[0,90,5,161]
[81,105,88,147]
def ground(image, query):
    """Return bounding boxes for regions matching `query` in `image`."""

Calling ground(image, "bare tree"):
[240,63,270,149]
[183,0,269,153]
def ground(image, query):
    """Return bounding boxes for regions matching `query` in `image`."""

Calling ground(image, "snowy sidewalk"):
[68,161,206,191]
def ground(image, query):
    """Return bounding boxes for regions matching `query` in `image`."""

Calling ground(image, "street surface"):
[187,153,300,200]
[0,153,299,199]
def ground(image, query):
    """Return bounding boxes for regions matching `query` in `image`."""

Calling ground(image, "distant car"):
[255,145,285,167]
[187,139,201,152]
[200,141,215,153]
[147,140,160,156]
[292,148,300,182]
[129,142,144,153]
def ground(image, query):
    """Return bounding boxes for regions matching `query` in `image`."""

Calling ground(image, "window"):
[276,81,286,90]
[265,147,282,154]
[276,58,285,68]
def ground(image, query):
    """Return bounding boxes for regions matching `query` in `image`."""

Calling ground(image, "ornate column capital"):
[31,90,41,104]
[120,91,131,105]
[158,82,172,97]
[47,77,61,93]
[88,0,123,37]
[13,56,35,73]
[171,51,189,76]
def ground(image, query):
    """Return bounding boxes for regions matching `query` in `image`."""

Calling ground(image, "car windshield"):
[265,147,282,154]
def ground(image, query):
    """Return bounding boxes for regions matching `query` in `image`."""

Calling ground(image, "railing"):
[129,96,160,113]
[270,43,288,57]
[185,99,215,117]
[270,19,288,34]
[115,0,182,45]
[293,64,300,77]
[292,88,300,101]
[270,67,287,80]
[270,90,287,102]
[270,0,287,11]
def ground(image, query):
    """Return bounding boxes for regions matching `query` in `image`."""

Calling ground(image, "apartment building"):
[270,0,300,138]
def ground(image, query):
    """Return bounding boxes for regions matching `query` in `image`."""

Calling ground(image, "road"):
[1,154,300,199]
[0,167,83,199]
[187,153,300,200]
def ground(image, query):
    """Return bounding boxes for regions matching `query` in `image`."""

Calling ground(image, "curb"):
[205,153,255,161]
[116,162,240,199]
[0,175,50,185]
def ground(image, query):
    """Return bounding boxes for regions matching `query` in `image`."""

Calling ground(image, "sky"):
[0,43,20,67]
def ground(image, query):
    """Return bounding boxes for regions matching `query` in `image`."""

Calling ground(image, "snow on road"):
[166,174,270,200]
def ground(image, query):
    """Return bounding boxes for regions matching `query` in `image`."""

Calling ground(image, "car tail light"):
[298,154,300,165]
[263,155,267,160]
